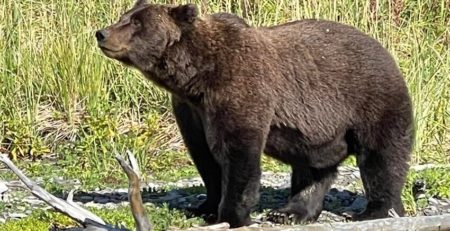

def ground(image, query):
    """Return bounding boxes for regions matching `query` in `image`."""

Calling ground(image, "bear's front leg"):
[205,111,271,228]
[172,97,222,220]
[215,126,265,228]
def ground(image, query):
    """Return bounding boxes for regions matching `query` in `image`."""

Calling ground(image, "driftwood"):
[0,153,122,231]
[0,152,227,231]
[185,214,450,231]
[2,152,450,231]
[115,151,152,231]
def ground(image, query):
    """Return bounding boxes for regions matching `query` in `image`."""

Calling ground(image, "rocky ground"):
[1,166,450,227]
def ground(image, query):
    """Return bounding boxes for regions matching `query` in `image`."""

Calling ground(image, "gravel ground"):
[1,166,450,227]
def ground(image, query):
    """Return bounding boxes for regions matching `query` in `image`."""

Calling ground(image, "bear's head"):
[96,0,198,70]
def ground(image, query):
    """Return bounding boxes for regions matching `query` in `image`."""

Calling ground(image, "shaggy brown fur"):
[96,1,413,228]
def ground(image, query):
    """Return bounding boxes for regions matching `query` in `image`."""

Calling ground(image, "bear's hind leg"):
[354,147,409,220]
[267,164,337,224]
[354,115,412,220]
[354,146,410,220]
[172,98,222,219]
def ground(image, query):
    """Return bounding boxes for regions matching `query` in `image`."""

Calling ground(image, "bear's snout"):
[95,29,108,42]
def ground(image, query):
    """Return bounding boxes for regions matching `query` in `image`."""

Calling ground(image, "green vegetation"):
[0,205,203,231]
[403,167,450,213]
[0,0,449,230]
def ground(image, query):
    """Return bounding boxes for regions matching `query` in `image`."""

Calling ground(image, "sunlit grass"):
[1,1,448,230]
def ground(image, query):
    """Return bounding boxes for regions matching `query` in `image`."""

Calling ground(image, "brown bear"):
[96,1,414,228]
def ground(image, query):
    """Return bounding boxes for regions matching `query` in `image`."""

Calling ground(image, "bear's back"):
[255,20,409,138]
[210,12,250,28]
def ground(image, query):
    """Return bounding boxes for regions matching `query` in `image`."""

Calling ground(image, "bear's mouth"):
[98,45,133,65]
[99,45,125,53]
[98,45,128,60]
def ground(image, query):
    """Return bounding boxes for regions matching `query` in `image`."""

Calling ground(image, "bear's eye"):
[131,18,142,28]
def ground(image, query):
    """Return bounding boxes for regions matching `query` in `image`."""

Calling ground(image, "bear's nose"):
[95,30,108,42]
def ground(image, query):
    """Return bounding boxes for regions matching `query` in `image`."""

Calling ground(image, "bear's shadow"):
[60,185,367,220]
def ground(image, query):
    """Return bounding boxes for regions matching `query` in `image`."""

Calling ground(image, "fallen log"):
[0,153,117,231]
[0,152,227,231]
[176,213,450,231]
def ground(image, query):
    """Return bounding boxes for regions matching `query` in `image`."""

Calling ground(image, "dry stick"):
[115,151,152,231]
[0,153,106,226]
[0,151,227,230]
[115,151,232,231]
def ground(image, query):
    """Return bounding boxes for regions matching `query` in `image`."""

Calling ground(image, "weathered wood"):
[176,214,450,231]
[0,154,106,226]
[0,153,127,231]
[115,151,152,231]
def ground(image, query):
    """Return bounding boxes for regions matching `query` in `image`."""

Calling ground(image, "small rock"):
[16,205,27,212]
[428,197,439,205]
[0,218,5,223]
[196,194,207,200]
[9,213,27,219]
[350,197,367,213]
[0,181,8,194]
[416,193,427,199]
[110,198,121,203]
[423,206,439,216]
[413,180,427,198]
[93,196,110,204]
[104,202,118,209]
[117,188,128,193]
[329,188,339,194]
[156,191,182,202]
[79,195,93,202]
[120,201,130,206]
[318,210,346,223]
[341,199,352,207]
[335,190,351,200]
[84,201,99,208]
[146,183,160,191]
[0,182,8,202]
[324,194,337,203]
[26,198,43,206]
[7,181,22,188]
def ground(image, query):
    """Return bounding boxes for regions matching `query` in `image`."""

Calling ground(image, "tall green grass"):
[0,0,448,171]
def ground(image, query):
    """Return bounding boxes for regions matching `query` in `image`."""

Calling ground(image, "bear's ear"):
[169,4,198,24]
[134,0,147,7]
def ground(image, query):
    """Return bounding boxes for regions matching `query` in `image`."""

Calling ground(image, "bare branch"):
[0,153,106,226]
[126,150,141,177]
[115,152,152,231]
